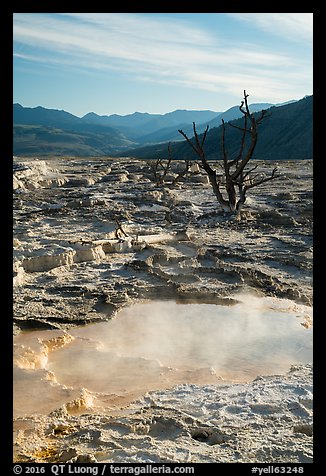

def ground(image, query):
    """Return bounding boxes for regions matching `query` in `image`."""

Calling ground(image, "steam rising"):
[67,293,312,374]
[14,293,312,417]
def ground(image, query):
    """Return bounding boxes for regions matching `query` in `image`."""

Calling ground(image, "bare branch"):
[221,119,228,171]
[256,109,272,124]
[228,113,249,168]
[241,164,259,180]
[193,122,202,151]
[171,160,192,185]
[227,123,251,133]
[179,123,230,209]
[231,127,258,179]
[156,159,166,171]
[200,125,209,148]
[150,143,174,185]
[179,123,208,166]
[214,160,225,172]
[178,128,199,155]
[161,143,172,179]
[244,167,279,191]
[239,100,245,115]
[243,90,251,116]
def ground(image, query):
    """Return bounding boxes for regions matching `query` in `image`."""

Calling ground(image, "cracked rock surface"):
[13,157,313,463]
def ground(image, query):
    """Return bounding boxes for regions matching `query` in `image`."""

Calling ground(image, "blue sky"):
[13,13,313,117]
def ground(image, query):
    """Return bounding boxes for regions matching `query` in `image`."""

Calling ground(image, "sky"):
[13,13,313,117]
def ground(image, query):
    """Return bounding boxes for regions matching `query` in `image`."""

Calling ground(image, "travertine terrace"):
[13,156,313,463]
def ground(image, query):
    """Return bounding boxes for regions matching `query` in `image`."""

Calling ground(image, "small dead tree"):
[150,142,195,187]
[150,143,173,186]
[178,90,279,217]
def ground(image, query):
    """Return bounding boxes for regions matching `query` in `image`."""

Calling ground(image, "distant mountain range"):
[13,97,312,159]
[135,103,280,144]
[13,104,220,156]
[122,95,313,162]
[13,104,137,156]
[81,109,219,140]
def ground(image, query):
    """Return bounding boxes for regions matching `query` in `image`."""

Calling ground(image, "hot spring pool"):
[13,294,312,417]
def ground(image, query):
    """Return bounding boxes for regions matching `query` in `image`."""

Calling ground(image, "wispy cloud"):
[227,13,313,43]
[13,13,312,104]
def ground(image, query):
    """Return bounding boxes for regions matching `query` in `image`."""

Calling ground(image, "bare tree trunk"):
[178,124,230,210]
[178,90,279,217]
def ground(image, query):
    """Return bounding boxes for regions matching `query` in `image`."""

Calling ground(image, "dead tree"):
[150,143,173,186]
[178,90,279,217]
[150,142,195,187]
